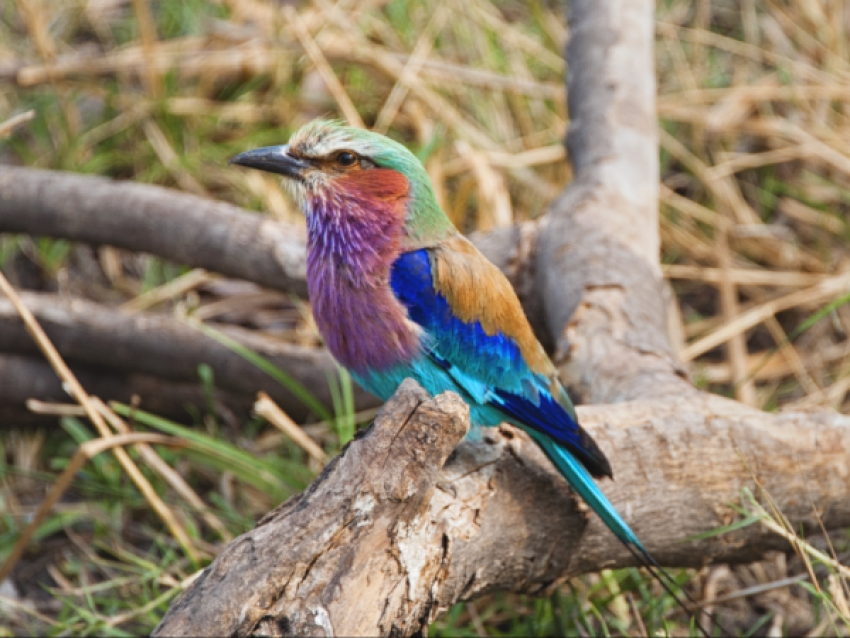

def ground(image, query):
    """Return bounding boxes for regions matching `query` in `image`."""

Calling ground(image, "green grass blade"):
[187,319,333,422]
[110,403,292,499]
[683,513,764,542]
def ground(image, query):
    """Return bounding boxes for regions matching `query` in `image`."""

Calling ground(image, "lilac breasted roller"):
[231,120,718,636]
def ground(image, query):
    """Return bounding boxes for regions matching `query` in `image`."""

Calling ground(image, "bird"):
[231,119,718,635]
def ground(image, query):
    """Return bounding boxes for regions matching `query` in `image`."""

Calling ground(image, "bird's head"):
[231,119,454,246]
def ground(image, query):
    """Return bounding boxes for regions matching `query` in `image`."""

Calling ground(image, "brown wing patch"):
[430,235,554,376]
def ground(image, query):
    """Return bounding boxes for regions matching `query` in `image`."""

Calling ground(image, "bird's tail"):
[528,430,724,637]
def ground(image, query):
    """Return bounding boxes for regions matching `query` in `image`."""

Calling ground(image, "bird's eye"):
[336,151,358,167]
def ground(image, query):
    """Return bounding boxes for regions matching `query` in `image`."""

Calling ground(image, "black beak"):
[229,145,310,179]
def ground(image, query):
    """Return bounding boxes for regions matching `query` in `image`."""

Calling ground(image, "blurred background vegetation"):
[1,0,849,635]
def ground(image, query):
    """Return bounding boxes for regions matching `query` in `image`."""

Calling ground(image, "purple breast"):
[305,193,421,373]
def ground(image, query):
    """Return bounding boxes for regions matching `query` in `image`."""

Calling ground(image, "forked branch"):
[153,380,850,636]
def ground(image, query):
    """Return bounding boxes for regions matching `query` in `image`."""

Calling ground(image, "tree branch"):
[0,292,377,421]
[154,380,850,636]
[0,353,254,425]
[0,168,309,298]
[533,0,695,405]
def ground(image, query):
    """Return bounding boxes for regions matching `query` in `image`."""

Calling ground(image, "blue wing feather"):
[389,249,606,474]
[390,249,526,393]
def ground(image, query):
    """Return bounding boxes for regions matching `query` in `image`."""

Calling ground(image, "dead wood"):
[153,379,850,637]
[0,167,309,298]
[533,0,695,405]
[0,292,377,421]
[0,353,253,425]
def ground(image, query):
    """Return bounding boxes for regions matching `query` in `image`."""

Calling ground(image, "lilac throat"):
[305,193,421,373]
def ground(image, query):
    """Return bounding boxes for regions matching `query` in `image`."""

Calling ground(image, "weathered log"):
[0,167,309,298]
[0,292,378,421]
[0,353,254,425]
[153,379,850,636]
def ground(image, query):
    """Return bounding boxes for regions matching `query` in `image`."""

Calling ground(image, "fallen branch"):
[0,293,378,420]
[0,353,252,425]
[154,380,850,636]
[0,167,309,297]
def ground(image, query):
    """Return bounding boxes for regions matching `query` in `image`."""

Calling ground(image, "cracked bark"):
[153,380,850,637]
[156,381,473,637]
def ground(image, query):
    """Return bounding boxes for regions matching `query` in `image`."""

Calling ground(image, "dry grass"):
[1,0,849,635]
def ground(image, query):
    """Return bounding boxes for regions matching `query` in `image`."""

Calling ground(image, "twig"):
[663,264,827,287]
[0,592,60,627]
[0,110,35,138]
[25,398,86,416]
[717,222,757,406]
[284,5,365,129]
[92,397,233,541]
[688,575,808,610]
[105,584,182,628]
[0,432,183,585]
[373,2,449,134]
[131,0,161,97]
[627,592,648,637]
[743,491,850,581]
[681,269,850,362]
[253,391,329,466]
[142,118,208,196]
[120,268,217,314]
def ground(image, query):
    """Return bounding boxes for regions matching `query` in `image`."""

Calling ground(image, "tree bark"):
[0,353,255,425]
[0,167,309,298]
[153,380,850,637]
[536,0,689,404]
